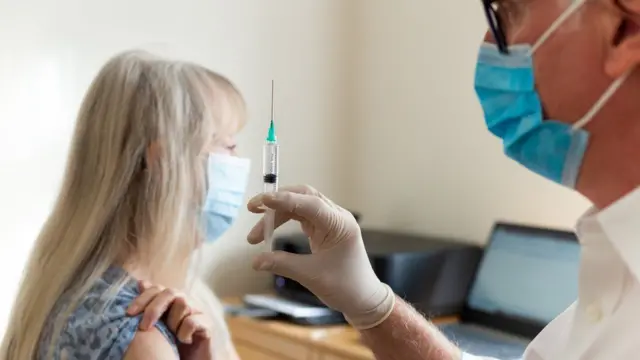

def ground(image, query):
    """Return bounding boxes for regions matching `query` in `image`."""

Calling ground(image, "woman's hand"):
[247,184,395,330]
[127,281,214,360]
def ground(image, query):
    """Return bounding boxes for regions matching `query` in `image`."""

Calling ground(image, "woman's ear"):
[605,1,640,77]
[145,142,162,169]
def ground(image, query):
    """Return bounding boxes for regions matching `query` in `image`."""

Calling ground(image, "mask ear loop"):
[529,0,588,55]
[572,70,632,130]
[523,0,631,131]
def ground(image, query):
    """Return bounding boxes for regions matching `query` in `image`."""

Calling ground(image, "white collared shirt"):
[463,188,640,360]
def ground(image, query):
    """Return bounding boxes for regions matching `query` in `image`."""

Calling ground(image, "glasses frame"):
[482,0,509,54]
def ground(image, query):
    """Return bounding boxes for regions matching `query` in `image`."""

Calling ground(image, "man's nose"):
[484,30,496,44]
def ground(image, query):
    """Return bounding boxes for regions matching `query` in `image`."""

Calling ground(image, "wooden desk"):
[224,297,457,360]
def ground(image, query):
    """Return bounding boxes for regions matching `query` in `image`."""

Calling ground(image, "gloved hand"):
[247,185,395,330]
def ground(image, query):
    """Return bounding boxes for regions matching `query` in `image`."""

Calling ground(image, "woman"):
[0,50,246,359]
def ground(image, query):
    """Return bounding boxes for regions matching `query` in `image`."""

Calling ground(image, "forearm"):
[359,296,461,360]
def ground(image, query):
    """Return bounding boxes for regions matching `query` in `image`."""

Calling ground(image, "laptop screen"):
[466,224,580,326]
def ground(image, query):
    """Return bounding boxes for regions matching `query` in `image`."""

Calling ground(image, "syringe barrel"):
[263,141,279,187]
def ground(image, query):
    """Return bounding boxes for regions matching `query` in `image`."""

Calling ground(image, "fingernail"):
[139,280,151,291]
[247,228,260,240]
[248,198,259,207]
[256,258,274,271]
[249,194,265,205]
[180,336,192,344]
[127,305,137,315]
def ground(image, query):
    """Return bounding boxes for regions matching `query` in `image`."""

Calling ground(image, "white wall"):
[0,0,352,332]
[345,1,591,243]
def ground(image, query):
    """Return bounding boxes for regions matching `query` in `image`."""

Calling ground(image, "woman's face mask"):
[202,154,251,243]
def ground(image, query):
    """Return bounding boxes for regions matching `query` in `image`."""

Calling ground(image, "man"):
[246,0,640,358]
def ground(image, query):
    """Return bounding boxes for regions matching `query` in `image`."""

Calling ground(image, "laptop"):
[439,222,580,360]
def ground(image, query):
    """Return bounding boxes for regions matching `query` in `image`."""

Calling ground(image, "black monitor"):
[462,222,580,339]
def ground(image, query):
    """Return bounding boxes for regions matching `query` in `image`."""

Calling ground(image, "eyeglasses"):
[482,0,509,54]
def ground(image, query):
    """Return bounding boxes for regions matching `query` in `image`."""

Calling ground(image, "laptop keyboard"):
[440,324,527,360]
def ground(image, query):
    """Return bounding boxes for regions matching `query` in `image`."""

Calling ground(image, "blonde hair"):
[0,50,246,359]
[189,278,239,360]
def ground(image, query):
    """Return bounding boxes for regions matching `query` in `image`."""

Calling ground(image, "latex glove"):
[247,185,395,329]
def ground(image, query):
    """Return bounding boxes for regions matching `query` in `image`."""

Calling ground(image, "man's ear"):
[605,0,640,77]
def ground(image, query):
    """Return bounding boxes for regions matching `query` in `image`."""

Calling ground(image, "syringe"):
[263,80,279,250]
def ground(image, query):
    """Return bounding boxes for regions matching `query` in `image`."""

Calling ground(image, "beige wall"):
[0,0,353,330]
[344,1,591,244]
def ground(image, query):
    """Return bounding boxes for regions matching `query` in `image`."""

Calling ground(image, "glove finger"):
[252,251,314,284]
[247,210,304,245]
[247,184,322,213]
[263,192,331,224]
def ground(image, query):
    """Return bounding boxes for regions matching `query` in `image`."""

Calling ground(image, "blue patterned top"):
[38,267,178,359]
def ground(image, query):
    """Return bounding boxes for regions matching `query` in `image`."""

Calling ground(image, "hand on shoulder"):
[126,280,215,360]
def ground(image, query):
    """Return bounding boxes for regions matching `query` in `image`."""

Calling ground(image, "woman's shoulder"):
[40,268,177,359]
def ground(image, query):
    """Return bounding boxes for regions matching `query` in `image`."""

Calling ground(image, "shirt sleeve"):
[54,297,178,359]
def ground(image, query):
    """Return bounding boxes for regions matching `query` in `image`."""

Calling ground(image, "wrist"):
[344,283,396,330]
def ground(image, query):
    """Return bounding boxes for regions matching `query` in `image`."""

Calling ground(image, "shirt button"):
[585,303,603,323]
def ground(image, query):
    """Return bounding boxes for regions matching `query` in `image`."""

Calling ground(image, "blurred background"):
[0,0,591,338]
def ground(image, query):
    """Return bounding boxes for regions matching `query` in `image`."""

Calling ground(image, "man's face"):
[482,0,640,198]
[485,0,622,127]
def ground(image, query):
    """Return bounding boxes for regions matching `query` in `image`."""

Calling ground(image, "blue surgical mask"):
[202,154,251,243]
[474,1,629,188]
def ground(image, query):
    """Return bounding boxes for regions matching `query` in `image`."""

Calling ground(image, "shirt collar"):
[577,186,640,279]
